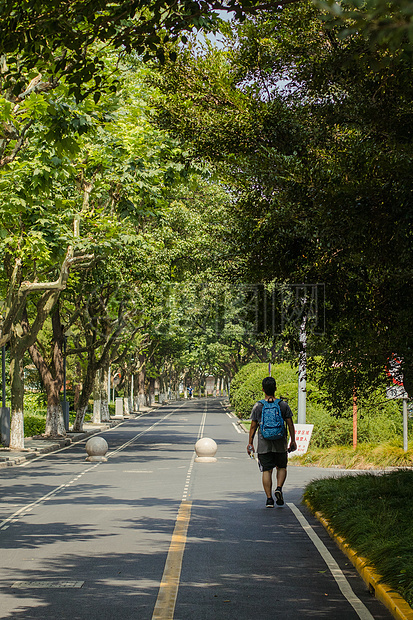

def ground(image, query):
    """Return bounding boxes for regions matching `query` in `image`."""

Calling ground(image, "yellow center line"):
[152,400,207,619]
[151,500,193,620]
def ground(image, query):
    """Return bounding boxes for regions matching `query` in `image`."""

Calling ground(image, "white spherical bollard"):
[85,436,108,462]
[194,437,218,463]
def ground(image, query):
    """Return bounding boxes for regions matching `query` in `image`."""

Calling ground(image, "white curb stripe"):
[232,422,243,434]
[288,503,375,620]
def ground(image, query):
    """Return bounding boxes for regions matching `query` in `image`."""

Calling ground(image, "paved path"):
[0,399,393,619]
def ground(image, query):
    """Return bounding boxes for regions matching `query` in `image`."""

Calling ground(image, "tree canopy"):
[148,1,413,396]
[0,0,285,100]
[2,0,413,446]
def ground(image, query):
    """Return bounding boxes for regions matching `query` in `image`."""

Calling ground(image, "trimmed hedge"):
[230,362,313,419]
[24,415,46,437]
[229,361,407,449]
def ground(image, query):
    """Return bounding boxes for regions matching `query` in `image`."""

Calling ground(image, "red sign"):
[386,355,404,387]
[289,424,314,457]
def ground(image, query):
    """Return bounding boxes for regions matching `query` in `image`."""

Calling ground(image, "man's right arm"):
[248,419,258,454]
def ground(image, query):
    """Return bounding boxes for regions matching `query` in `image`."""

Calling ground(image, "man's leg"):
[274,467,287,506]
[262,468,273,498]
[276,467,287,489]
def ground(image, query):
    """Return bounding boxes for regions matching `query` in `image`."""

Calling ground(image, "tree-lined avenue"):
[0,399,392,619]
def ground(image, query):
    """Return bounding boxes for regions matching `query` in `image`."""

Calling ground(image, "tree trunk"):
[199,374,203,397]
[92,399,101,423]
[148,377,155,406]
[45,389,65,436]
[124,372,130,399]
[159,373,167,403]
[74,359,82,410]
[181,371,188,398]
[123,368,130,414]
[123,371,132,413]
[73,357,96,432]
[92,369,102,424]
[100,367,110,422]
[9,347,24,450]
[171,372,179,399]
[28,306,66,438]
[138,355,146,409]
[130,372,136,411]
[74,404,88,432]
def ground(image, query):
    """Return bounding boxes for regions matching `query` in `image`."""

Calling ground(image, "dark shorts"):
[258,452,288,471]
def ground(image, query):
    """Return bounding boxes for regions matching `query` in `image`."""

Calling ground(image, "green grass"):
[241,420,251,431]
[304,470,413,606]
[291,441,413,469]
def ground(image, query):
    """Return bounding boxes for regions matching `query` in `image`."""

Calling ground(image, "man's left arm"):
[286,417,297,453]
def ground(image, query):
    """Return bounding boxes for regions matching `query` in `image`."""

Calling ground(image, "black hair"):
[262,376,276,396]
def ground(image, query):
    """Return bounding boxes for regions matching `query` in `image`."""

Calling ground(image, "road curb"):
[0,404,177,468]
[0,420,122,469]
[304,499,413,620]
[219,401,249,433]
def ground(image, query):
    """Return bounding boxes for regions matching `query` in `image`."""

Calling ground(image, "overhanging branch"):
[0,247,95,348]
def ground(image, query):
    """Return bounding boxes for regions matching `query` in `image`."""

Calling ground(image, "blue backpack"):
[259,399,285,440]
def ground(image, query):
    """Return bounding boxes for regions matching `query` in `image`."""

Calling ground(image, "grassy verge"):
[304,470,413,606]
[240,420,251,431]
[291,442,413,469]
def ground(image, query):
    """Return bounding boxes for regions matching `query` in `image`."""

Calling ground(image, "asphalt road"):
[0,398,394,619]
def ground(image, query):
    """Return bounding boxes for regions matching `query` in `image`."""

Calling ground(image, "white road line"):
[0,462,100,530]
[197,401,208,440]
[225,411,233,419]
[107,406,184,458]
[232,422,243,434]
[0,406,184,531]
[288,503,374,620]
[19,412,150,466]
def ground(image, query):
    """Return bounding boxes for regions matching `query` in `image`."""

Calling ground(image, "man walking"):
[247,376,297,507]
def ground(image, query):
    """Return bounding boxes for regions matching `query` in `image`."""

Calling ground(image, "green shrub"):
[305,393,406,448]
[24,415,46,437]
[24,392,47,415]
[230,362,301,419]
[230,361,410,448]
[230,363,263,395]
[230,361,320,419]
